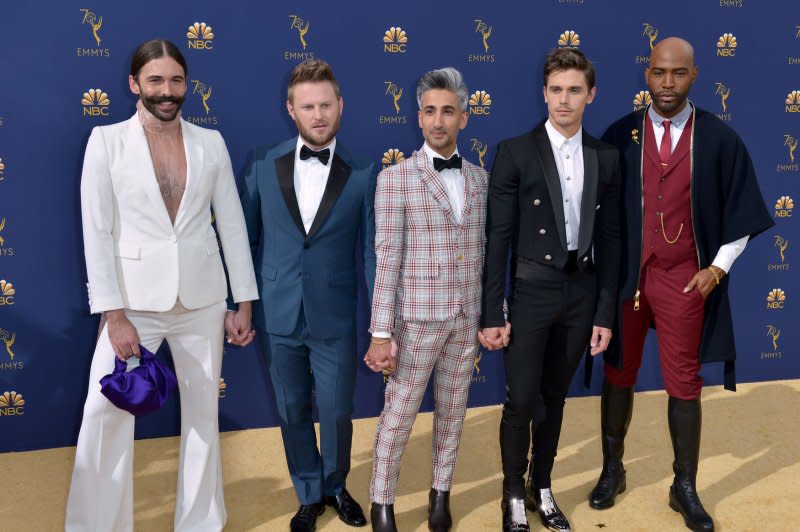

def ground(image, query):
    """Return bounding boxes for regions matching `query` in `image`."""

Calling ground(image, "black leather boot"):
[667,397,714,531]
[427,488,452,531]
[589,382,634,509]
[370,502,397,532]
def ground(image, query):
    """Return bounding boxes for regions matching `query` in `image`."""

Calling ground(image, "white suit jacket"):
[80,113,258,314]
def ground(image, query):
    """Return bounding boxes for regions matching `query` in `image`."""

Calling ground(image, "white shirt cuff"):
[372,331,391,339]
[711,235,749,273]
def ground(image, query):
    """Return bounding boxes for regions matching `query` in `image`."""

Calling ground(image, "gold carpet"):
[1,380,798,531]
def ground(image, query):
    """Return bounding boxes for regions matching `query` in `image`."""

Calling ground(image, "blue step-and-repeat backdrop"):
[0,1,797,452]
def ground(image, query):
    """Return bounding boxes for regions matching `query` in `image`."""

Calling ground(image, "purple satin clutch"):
[100,345,178,416]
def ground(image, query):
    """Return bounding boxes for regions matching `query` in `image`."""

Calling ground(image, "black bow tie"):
[433,155,462,172]
[300,145,330,165]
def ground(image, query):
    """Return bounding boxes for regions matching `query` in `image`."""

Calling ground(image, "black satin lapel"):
[275,150,305,236]
[307,153,351,239]
[578,136,599,255]
[533,127,568,250]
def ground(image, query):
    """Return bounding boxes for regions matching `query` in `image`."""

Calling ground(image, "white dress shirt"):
[648,103,748,273]
[294,137,336,233]
[423,142,465,225]
[545,120,583,251]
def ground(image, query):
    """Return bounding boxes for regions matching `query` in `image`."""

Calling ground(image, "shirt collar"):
[545,119,582,151]
[295,136,336,166]
[648,100,693,128]
[422,142,460,168]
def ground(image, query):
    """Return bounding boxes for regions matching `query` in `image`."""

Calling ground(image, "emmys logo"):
[218,378,226,398]
[0,158,5,181]
[187,22,215,50]
[769,235,790,271]
[0,329,21,371]
[77,9,110,57]
[778,134,800,172]
[383,27,407,53]
[0,217,13,257]
[766,288,786,310]
[786,91,800,113]
[636,23,659,63]
[719,0,743,6]
[471,349,487,384]
[762,324,783,359]
[0,280,14,306]
[470,138,488,168]
[0,391,24,416]
[633,90,652,111]
[184,80,218,127]
[714,83,732,121]
[82,88,110,117]
[381,149,405,169]
[716,33,737,57]
[379,82,407,125]
[469,90,492,116]
[558,30,581,48]
[469,19,495,63]
[775,195,794,218]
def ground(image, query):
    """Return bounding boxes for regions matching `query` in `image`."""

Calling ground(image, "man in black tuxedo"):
[480,48,621,532]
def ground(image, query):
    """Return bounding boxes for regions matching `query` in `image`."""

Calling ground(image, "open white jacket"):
[80,113,258,314]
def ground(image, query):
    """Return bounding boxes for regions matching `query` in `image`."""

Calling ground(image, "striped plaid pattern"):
[370,313,479,503]
[369,150,488,334]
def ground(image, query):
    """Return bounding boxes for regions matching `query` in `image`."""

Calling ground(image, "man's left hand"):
[590,326,612,356]
[683,266,724,299]
[225,302,255,347]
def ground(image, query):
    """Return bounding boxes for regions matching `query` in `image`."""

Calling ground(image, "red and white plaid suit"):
[369,149,488,504]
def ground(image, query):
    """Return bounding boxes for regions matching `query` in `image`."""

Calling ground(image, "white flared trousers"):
[65,301,228,532]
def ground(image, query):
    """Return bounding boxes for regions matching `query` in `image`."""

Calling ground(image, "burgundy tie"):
[659,120,672,166]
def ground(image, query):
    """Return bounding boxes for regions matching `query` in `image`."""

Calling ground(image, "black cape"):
[598,105,774,391]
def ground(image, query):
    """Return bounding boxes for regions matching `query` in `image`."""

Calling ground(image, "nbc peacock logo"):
[767,288,786,310]
[716,33,737,57]
[0,280,14,306]
[381,149,405,169]
[558,30,580,48]
[187,22,214,50]
[218,378,227,398]
[775,195,794,218]
[81,88,110,117]
[786,90,800,113]
[0,391,24,416]
[0,157,5,181]
[469,90,492,116]
[633,90,652,111]
[383,27,407,53]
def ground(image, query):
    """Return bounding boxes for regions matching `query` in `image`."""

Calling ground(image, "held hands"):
[478,321,511,351]
[364,337,397,373]
[590,326,612,356]
[225,301,256,347]
[683,266,725,299]
[106,309,141,361]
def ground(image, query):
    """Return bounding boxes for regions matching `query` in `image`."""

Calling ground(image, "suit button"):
[533,199,541,206]
[583,256,589,262]
[170,235,177,243]
[457,255,463,261]
[544,254,552,261]
[304,241,309,249]
[539,228,546,235]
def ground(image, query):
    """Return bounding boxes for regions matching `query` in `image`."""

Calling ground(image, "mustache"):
[144,95,184,104]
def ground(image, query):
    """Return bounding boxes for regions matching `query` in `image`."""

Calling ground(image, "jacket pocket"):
[401,260,440,279]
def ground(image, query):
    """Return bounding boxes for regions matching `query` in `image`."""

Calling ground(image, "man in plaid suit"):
[364,67,488,532]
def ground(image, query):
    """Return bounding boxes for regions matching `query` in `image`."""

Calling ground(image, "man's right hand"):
[478,322,511,350]
[364,337,396,373]
[106,309,141,361]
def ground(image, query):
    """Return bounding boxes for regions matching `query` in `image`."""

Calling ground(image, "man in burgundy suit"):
[589,37,773,531]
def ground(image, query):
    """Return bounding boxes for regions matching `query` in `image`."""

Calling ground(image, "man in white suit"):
[65,40,258,532]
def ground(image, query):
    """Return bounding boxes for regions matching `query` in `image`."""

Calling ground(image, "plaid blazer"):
[370,149,488,332]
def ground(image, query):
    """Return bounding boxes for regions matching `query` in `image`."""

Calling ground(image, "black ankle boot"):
[427,488,452,531]
[589,382,634,509]
[667,397,714,532]
[370,503,397,532]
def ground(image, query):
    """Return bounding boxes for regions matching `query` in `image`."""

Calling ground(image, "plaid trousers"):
[370,311,479,504]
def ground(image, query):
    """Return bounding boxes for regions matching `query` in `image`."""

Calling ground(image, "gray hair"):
[416,67,469,111]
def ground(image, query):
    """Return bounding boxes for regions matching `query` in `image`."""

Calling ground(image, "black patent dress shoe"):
[589,464,626,509]
[531,489,571,532]
[501,497,530,532]
[290,502,325,532]
[370,502,397,532]
[325,488,367,527]
[427,488,452,531]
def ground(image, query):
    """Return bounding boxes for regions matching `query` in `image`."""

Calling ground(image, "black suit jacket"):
[481,122,622,329]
